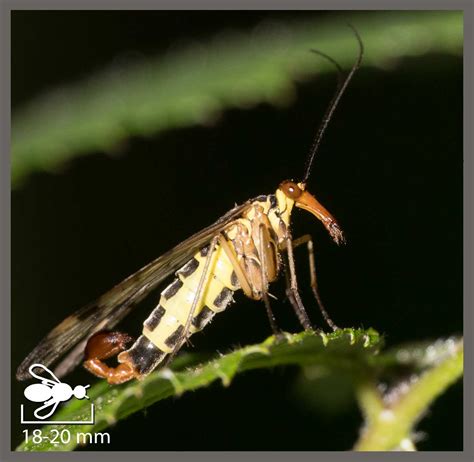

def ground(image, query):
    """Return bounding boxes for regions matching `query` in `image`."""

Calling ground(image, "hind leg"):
[83,331,138,384]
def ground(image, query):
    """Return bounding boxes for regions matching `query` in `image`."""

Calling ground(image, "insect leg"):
[283,265,299,318]
[258,223,281,337]
[165,235,220,366]
[219,231,280,335]
[291,234,339,331]
[218,234,254,298]
[283,230,313,331]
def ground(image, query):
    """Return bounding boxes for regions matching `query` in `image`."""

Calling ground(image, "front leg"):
[282,229,313,331]
[288,234,339,331]
[219,231,281,337]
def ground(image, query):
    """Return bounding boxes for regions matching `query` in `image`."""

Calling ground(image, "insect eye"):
[280,180,303,199]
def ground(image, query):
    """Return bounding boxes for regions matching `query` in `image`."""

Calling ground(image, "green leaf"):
[16,330,463,452]
[12,11,462,187]
[16,328,381,452]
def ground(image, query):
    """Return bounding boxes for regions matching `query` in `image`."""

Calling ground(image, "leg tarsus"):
[274,331,286,342]
[284,286,314,331]
[264,300,281,337]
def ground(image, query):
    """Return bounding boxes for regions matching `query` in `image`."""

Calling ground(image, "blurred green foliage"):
[12,11,462,186]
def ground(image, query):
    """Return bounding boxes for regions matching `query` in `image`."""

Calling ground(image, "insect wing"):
[16,200,253,380]
[28,363,61,385]
[34,400,60,420]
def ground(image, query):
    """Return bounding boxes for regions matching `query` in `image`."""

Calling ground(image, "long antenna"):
[302,25,364,184]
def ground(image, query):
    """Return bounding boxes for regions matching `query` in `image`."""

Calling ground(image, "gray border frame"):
[1,0,471,460]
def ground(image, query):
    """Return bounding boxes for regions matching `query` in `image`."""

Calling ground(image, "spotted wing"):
[16,200,254,380]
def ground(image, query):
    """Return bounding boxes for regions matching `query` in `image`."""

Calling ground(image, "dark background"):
[11,11,462,451]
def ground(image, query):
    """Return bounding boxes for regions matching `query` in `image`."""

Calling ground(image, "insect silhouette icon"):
[23,363,90,420]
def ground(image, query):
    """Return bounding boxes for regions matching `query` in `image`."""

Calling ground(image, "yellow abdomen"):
[142,242,240,354]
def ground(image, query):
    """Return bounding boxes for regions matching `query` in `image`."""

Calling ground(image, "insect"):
[23,364,90,420]
[17,29,363,385]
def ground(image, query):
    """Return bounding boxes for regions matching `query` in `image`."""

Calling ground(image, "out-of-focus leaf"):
[12,11,462,186]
